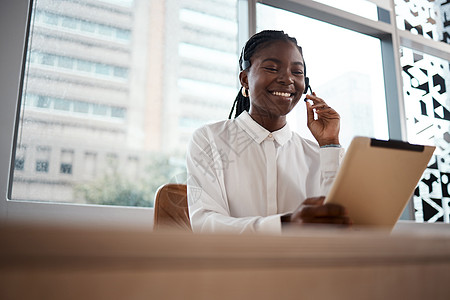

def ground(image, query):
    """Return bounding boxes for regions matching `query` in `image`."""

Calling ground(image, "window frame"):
[0,0,154,227]
[1,0,449,226]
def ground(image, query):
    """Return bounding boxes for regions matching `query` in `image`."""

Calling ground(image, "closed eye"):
[263,67,278,72]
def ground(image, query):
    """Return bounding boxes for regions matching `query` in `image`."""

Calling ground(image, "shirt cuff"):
[319,147,345,172]
[256,214,284,235]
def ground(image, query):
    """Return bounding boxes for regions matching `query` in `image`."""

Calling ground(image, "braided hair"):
[228,30,306,119]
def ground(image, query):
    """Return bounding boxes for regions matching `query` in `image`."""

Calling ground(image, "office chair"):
[153,183,192,231]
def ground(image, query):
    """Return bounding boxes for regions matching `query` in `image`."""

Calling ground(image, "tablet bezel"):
[324,136,435,230]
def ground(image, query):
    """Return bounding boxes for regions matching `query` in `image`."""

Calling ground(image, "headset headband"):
[241,59,251,70]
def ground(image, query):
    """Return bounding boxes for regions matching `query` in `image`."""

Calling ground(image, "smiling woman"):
[241,40,305,131]
[186,30,349,234]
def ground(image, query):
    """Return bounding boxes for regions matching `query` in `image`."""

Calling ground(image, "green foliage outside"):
[75,153,186,207]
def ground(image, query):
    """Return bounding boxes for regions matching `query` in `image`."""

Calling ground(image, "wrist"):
[280,213,292,227]
[320,144,341,148]
[318,139,340,147]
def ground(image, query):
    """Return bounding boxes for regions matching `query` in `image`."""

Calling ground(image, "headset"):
[304,75,312,94]
[302,59,313,95]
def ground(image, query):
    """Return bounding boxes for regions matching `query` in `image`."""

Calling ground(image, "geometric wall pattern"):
[397,0,450,222]
[395,0,450,44]
[400,47,450,223]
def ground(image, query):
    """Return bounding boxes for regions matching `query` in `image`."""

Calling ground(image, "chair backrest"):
[153,183,191,231]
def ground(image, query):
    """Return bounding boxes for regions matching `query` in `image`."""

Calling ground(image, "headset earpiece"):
[303,77,310,94]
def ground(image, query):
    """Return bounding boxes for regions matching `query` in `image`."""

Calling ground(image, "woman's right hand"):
[305,93,340,147]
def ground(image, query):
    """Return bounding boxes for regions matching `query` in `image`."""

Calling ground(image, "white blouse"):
[186,111,344,234]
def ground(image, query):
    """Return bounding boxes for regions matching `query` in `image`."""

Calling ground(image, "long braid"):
[228,30,305,119]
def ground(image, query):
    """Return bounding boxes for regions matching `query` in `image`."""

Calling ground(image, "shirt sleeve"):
[186,126,283,235]
[319,147,345,195]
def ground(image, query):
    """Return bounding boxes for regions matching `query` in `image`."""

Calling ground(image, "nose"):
[277,68,294,85]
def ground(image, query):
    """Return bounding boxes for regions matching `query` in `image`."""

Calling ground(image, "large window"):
[1,0,449,226]
[10,0,239,207]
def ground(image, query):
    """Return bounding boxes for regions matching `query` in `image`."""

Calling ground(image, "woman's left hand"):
[290,196,351,226]
[305,92,340,146]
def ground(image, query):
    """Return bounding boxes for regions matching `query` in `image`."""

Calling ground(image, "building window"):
[34,10,132,43]
[36,96,50,108]
[36,161,49,173]
[25,93,126,120]
[35,146,50,173]
[83,152,97,179]
[60,149,74,175]
[73,101,89,113]
[15,158,25,171]
[14,146,27,171]
[54,99,71,111]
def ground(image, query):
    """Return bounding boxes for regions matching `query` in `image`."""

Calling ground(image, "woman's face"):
[240,40,305,123]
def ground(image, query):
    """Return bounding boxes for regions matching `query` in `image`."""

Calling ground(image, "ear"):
[239,70,248,89]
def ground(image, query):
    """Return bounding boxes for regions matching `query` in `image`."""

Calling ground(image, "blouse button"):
[268,133,273,138]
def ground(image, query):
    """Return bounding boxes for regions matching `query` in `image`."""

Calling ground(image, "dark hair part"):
[228,30,306,119]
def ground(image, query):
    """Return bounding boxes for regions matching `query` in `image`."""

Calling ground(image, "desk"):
[0,222,449,299]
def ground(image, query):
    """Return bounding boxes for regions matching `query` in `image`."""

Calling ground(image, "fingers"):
[299,216,352,225]
[291,197,352,226]
[305,92,329,109]
[305,93,337,119]
[305,100,315,124]
[299,203,347,219]
[302,196,325,205]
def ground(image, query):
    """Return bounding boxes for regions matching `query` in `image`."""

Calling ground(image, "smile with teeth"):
[272,91,293,97]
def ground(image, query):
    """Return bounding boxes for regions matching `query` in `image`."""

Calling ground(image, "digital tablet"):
[324,136,435,230]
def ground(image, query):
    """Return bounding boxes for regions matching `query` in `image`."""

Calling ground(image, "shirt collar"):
[235,111,292,146]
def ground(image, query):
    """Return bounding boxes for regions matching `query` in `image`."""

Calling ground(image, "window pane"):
[313,0,379,20]
[80,20,96,33]
[95,63,110,75]
[111,106,126,118]
[11,0,238,207]
[76,60,92,72]
[73,101,89,113]
[257,3,389,148]
[42,12,58,25]
[395,0,450,44]
[14,146,26,171]
[54,99,71,111]
[92,104,108,116]
[60,150,74,175]
[98,25,114,37]
[36,96,51,108]
[401,47,450,223]
[41,53,56,66]
[61,16,77,29]
[35,146,50,173]
[58,57,73,69]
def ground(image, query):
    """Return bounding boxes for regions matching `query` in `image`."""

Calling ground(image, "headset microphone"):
[304,77,314,95]
[304,77,310,94]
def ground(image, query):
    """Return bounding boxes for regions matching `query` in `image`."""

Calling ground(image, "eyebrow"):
[261,58,304,66]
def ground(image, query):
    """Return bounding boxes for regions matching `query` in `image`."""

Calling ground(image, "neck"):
[248,109,287,132]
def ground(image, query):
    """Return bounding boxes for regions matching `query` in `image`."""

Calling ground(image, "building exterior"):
[11,0,238,204]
